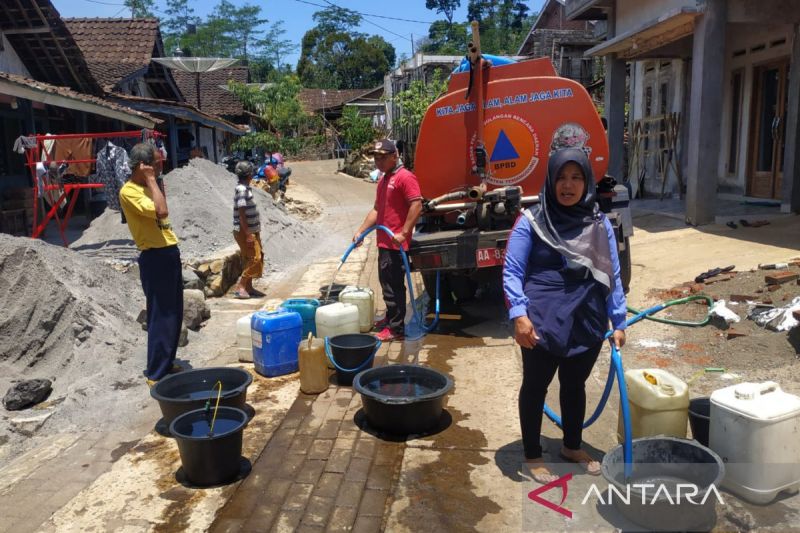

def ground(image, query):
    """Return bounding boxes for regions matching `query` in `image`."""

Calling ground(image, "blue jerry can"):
[251,309,303,377]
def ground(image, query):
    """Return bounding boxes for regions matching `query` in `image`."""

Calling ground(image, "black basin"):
[353,364,453,435]
[150,367,253,428]
[170,406,248,486]
[601,436,725,532]
[319,283,347,301]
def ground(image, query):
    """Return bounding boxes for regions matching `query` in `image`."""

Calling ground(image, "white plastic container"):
[339,286,375,333]
[617,369,689,442]
[315,302,360,339]
[236,313,255,362]
[710,381,800,504]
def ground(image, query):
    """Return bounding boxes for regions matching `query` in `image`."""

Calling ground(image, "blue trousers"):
[138,245,183,380]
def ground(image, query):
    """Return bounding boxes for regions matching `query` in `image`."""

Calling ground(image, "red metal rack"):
[22,129,163,246]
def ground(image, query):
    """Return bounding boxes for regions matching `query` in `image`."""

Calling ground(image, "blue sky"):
[52,0,545,67]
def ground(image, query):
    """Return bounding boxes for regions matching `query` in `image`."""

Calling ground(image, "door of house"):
[748,58,789,199]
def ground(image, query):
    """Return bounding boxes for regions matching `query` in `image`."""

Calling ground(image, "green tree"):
[227,75,318,155]
[466,0,534,55]
[125,0,154,17]
[161,0,199,54]
[297,6,394,89]
[261,21,298,73]
[338,106,377,151]
[425,0,461,25]
[420,20,468,54]
[215,1,268,60]
[394,69,448,130]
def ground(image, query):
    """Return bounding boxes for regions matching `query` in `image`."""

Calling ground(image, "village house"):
[517,0,602,88]
[64,18,246,166]
[0,0,161,235]
[566,0,800,224]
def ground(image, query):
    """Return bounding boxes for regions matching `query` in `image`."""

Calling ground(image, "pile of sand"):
[71,158,314,265]
[0,234,146,457]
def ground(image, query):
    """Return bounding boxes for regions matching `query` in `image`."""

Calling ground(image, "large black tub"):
[170,406,248,486]
[353,364,453,435]
[601,437,725,532]
[327,334,379,386]
[150,367,253,428]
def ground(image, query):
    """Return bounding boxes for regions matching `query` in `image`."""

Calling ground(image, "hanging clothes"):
[96,141,131,211]
[54,137,93,177]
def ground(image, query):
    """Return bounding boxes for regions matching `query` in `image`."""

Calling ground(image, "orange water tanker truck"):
[407,37,632,305]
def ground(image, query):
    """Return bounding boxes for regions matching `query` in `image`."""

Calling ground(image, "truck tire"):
[619,236,631,294]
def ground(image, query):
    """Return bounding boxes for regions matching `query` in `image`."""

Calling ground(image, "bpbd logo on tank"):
[470,113,540,186]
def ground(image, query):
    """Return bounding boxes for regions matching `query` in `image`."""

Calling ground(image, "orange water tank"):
[414,57,609,201]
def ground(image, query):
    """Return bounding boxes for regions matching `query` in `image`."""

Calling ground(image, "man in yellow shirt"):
[119,143,183,384]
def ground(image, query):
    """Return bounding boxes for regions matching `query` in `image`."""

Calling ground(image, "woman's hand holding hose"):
[612,329,626,349]
[514,316,540,349]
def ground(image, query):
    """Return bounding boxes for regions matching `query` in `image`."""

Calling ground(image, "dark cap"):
[368,139,397,155]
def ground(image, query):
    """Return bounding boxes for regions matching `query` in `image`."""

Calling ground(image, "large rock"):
[3,379,53,411]
[182,268,204,291]
[183,289,211,330]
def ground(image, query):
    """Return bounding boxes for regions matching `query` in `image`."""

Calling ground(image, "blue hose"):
[542,303,671,478]
[340,225,440,339]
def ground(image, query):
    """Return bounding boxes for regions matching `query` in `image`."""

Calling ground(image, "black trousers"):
[519,342,602,459]
[139,245,183,380]
[378,248,406,334]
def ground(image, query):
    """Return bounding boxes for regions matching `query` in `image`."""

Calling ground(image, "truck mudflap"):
[409,228,509,271]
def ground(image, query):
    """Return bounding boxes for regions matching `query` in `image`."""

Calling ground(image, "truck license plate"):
[476,247,505,268]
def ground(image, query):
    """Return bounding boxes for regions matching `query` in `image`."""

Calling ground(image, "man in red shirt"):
[354,139,423,341]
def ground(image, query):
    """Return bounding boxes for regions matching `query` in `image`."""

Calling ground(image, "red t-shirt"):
[375,165,422,251]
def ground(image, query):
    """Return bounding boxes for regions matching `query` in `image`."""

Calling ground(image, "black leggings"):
[519,342,602,459]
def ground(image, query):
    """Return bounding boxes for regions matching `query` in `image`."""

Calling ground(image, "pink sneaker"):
[373,316,389,330]
[375,327,402,342]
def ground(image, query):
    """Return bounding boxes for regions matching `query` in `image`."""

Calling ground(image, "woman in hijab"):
[503,147,627,484]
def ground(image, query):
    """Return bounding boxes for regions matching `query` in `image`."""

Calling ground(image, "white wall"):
[0,34,31,76]
[198,126,224,162]
[616,0,693,36]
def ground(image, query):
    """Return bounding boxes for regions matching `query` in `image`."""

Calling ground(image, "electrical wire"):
[290,0,434,24]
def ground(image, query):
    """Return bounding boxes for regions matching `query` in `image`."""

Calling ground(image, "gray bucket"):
[601,436,725,531]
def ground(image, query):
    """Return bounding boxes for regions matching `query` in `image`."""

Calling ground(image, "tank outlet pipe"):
[340,225,440,339]
[468,183,487,200]
[520,195,540,205]
[426,190,468,210]
[457,205,477,225]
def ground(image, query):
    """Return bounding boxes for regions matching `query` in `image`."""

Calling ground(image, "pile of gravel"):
[71,158,314,265]
[0,234,145,456]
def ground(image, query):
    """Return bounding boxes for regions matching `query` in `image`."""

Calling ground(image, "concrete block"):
[301,495,335,527]
[351,516,382,533]
[334,480,365,507]
[313,473,344,499]
[356,489,388,517]
[308,439,335,460]
[296,459,326,484]
[325,506,358,532]
[282,483,314,511]
[344,457,371,482]
[324,449,351,474]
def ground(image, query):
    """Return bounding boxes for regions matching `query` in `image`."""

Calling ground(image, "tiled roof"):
[110,92,247,135]
[172,67,248,118]
[64,18,161,91]
[0,0,101,94]
[298,89,368,113]
[0,71,159,127]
